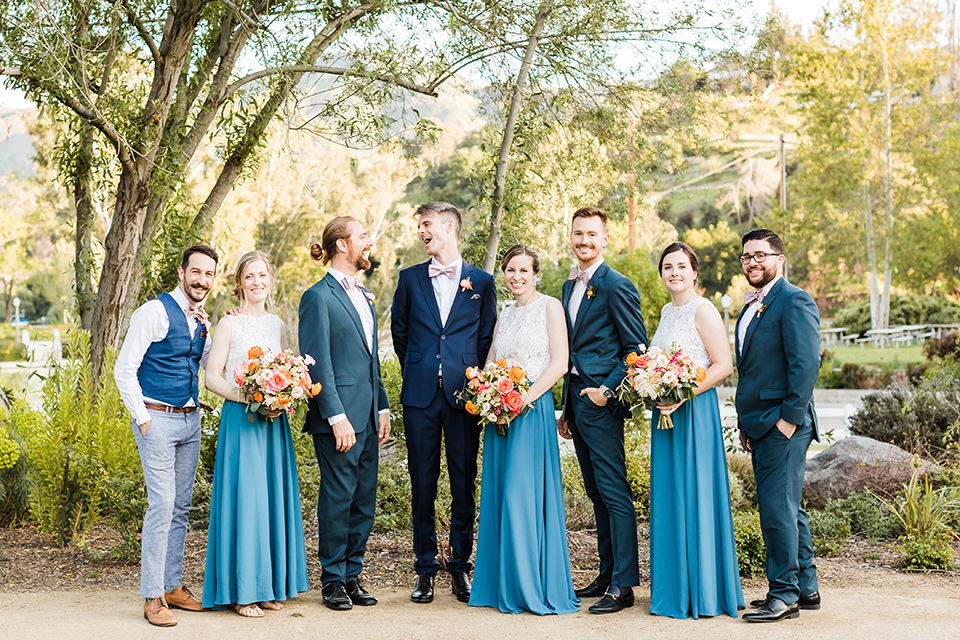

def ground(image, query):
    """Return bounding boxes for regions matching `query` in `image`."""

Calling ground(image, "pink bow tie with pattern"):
[428,263,457,279]
[744,289,764,306]
[568,267,590,286]
[186,305,208,324]
[341,276,361,291]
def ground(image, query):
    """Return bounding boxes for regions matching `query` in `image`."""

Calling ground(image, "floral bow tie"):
[186,305,208,324]
[428,263,457,279]
[744,289,765,306]
[568,267,590,286]
[341,276,361,291]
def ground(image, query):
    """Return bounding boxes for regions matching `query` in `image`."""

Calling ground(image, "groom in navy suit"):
[300,216,391,611]
[557,206,647,614]
[735,228,820,623]
[391,202,497,604]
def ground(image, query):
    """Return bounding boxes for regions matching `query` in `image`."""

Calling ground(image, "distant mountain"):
[0,108,37,177]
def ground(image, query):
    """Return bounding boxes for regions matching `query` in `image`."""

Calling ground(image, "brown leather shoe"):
[165,585,203,611]
[144,596,177,627]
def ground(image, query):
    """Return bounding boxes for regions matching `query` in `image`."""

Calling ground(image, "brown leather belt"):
[144,402,197,414]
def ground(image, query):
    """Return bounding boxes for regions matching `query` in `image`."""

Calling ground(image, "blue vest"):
[137,292,206,407]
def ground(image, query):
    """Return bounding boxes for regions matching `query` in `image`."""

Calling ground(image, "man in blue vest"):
[115,245,219,627]
[735,229,820,623]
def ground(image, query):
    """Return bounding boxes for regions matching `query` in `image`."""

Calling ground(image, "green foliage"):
[560,451,593,530]
[897,532,956,571]
[624,417,651,518]
[683,220,742,298]
[733,510,766,578]
[924,333,959,361]
[3,331,141,547]
[849,378,960,452]
[822,490,903,541]
[381,355,405,444]
[726,453,757,511]
[0,425,31,527]
[0,342,28,362]
[373,448,412,534]
[875,466,959,542]
[833,295,960,336]
[606,251,672,338]
[808,507,851,556]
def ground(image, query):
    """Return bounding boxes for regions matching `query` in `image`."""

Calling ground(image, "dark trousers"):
[567,375,639,587]
[404,387,481,576]
[313,422,379,585]
[749,417,818,604]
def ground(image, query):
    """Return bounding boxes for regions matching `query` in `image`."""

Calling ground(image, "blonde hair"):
[233,250,275,303]
[312,216,358,265]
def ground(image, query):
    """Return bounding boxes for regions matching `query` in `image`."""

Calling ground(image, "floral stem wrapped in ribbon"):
[616,342,706,429]
[455,358,530,436]
[234,346,323,423]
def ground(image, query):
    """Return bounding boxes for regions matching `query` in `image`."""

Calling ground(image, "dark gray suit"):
[299,272,389,586]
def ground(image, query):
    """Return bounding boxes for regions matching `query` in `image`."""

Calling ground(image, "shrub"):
[898,532,956,570]
[726,453,757,511]
[849,384,960,452]
[380,355,405,443]
[876,467,959,541]
[624,417,651,518]
[733,511,766,578]
[834,295,960,335]
[374,446,412,533]
[808,508,851,556]
[825,490,902,540]
[0,427,31,527]
[561,452,593,530]
[924,332,959,360]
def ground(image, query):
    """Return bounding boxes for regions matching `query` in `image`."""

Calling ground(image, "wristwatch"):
[600,385,614,400]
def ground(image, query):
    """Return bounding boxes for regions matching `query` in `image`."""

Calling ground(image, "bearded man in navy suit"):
[735,228,821,623]
[391,202,497,604]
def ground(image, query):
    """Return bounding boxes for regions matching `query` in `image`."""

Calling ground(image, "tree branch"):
[121,0,160,65]
[224,64,439,99]
[220,0,266,31]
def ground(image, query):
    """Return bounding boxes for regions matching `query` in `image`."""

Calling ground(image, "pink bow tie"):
[744,289,764,306]
[428,263,457,279]
[341,276,361,291]
[568,267,590,286]
[186,305,208,324]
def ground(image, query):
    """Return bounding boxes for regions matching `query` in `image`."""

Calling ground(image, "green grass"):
[827,345,925,366]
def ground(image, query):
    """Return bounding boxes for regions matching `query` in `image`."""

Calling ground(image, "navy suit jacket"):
[562,261,648,419]
[391,260,497,408]
[735,277,821,441]
[298,273,389,435]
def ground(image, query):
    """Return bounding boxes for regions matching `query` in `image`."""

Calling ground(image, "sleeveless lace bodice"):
[223,313,285,388]
[494,295,553,382]
[650,297,713,370]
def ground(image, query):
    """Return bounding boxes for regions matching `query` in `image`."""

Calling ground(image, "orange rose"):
[248,346,264,358]
[277,396,291,406]
[496,358,508,368]
[247,360,259,373]
[696,367,707,383]
[465,401,479,415]
[625,352,639,366]
[310,382,323,396]
[466,366,480,380]
[253,392,264,403]
[508,366,525,383]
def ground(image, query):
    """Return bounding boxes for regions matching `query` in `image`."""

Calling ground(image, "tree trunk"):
[482,1,553,273]
[879,24,894,330]
[74,125,97,331]
[865,181,880,331]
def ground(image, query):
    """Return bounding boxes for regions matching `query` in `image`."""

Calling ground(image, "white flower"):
[662,370,678,386]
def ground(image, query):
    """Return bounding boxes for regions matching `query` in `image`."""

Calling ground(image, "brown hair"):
[571,206,608,229]
[415,201,462,237]
[500,244,541,274]
[741,228,784,254]
[658,242,699,275]
[311,216,358,265]
[181,244,219,270]
[233,251,275,302]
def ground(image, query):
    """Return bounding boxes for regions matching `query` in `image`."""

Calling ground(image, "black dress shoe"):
[322,582,353,610]
[574,576,611,599]
[451,571,472,603]
[749,591,820,610]
[588,586,634,614]
[742,597,799,623]
[411,574,434,603]
[346,580,378,606]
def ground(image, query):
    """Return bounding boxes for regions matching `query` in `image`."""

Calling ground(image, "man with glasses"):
[734,229,821,623]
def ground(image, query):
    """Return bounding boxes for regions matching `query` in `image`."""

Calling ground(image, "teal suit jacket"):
[735,277,820,441]
[299,273,389,435]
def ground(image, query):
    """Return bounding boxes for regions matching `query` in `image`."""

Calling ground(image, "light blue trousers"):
[131,408,201,599]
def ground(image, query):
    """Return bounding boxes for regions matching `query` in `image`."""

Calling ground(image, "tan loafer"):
[144,596,177,627]
[165,585,203,611]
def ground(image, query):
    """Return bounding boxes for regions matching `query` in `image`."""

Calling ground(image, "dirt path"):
[3,574,959,640]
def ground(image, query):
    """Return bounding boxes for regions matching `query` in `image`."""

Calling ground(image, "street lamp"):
[721,294,731,344]
[12,296,20,342]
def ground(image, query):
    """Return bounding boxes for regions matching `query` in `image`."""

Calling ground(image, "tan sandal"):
[260,600,283,610]
[232,603,264,618]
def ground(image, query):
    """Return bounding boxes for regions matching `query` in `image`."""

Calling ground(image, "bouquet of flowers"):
[233,346,323,422]
[617,343,706,429]
[456,359,530,436]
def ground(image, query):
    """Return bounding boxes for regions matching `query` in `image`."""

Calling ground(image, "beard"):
[354,252,372,272]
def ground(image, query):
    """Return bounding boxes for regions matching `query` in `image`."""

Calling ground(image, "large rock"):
[803,436,939,509]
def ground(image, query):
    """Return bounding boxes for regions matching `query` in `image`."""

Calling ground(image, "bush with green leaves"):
[733,510,766,578]
[849,384,960,452]
[924,332,959,361]
[0,426,30,527]
[825,490,903,540]
[726,453,757,511]
[3,332,142,547]
[808,508,851,556]
[624,417,651,518]
[897,532,956,570]
[833,295,960,335]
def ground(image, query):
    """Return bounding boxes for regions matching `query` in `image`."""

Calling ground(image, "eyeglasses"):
[739,252,782,265]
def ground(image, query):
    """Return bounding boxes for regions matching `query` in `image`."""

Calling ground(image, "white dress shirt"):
[567,257,605,376]
[738,274,782,355]
[325,268,389,427]
[430,256,462,379]
[114,287,211,426]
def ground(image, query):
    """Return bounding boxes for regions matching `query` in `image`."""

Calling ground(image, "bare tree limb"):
[121,0,160,65]
[225,64,440,99]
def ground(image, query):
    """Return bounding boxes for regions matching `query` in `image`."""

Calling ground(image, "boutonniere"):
[460,278,473,292]
[756,302,767,318]
[586,285,596,299]
[363,288,376,302]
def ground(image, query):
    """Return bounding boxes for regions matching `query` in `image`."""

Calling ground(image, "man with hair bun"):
[299,216,391,611]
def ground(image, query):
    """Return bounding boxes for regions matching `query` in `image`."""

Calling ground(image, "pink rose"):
[503,390,524,413]
[233,363,246,385]
[495,376,514,394]
[265,369,289,393]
